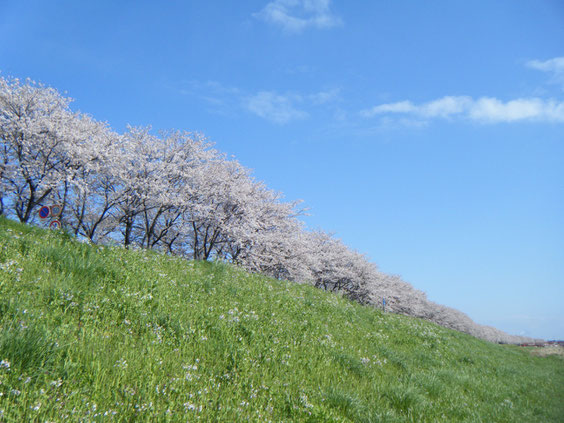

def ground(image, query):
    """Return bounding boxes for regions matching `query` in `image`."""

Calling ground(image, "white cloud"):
[254,0,342,33]
[420,96,473,118]
[468,97,564,122]
[361,96,564,124]
[360,100,416,116]
[526,56,564,89]
[179,80,338,124]
[526,57,564,74]
[308,87,340,105]
[246,91,308,124]
[246,87,339,124]
[178,80,242,116]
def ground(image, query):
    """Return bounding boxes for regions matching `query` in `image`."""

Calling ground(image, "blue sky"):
[1,0,563,339]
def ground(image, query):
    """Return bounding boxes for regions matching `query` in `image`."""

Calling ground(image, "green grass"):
[0,216,563,422]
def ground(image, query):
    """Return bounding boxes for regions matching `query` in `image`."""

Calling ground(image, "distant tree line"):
[0,76,536,344]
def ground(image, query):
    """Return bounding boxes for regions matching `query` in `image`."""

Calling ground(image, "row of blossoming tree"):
[0,76,535,344]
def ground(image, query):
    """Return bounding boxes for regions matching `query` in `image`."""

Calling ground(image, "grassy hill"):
[0,217,563,422]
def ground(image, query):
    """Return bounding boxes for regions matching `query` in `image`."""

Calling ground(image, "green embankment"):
[0,217,563,422]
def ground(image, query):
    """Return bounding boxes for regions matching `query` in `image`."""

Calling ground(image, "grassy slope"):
[0,217,563,422]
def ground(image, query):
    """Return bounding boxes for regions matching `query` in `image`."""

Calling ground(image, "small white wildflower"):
[50,379,63,387]
[114,358,128,369]
[301,394,314,409]
[0,360,10,370]
[182,364,198,371]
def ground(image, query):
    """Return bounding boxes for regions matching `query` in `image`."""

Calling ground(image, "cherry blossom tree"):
[0,77,76,222]
[60,122,123,242]
[226,186,307,279]
[132,129,217,251]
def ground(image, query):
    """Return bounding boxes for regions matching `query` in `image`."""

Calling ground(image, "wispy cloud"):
[254,0,342,33]
[360,59,564,126]
[245,91,307,124]
[526,57,564,74]
[361,96,564,124]
[178,80,339,125]
[308,87,340,105]
[526,56,564,90]
[245,88,341,124]
[177,80,242,116]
